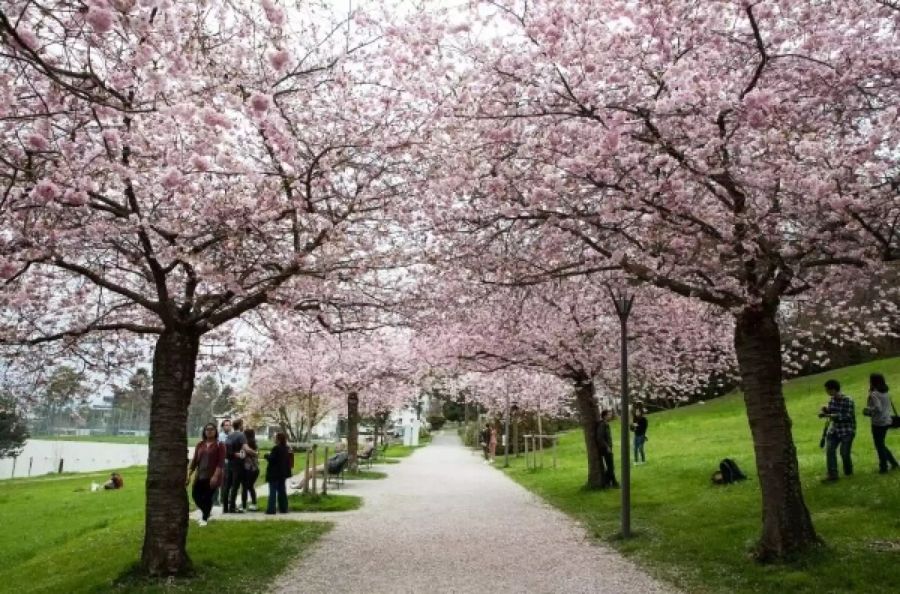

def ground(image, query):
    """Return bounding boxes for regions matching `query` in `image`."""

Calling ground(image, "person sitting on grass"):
[103,472,124,490]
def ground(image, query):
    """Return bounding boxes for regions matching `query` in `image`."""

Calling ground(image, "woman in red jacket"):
[187,423,226,526]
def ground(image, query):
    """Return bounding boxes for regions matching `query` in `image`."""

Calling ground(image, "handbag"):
[210,466,223,489]
[891,401,900,429]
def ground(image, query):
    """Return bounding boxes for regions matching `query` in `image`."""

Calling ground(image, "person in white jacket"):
[863,373,899,474]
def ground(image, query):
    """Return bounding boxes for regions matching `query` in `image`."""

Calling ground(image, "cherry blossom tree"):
[398,0,900,558]
[419,275,733,488]
[0,0,414,574]
[248,326,418,468]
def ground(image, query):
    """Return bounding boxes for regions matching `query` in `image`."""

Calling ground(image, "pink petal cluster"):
[85,7,115,34]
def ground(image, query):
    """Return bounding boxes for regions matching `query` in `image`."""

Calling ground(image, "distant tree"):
[37,366,88,433]
[187,376,232,437]
[111,368,152,433]
[0,393,29,458]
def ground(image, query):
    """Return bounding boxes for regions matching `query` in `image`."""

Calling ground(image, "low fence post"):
[303,448,311,495]
[552,436,558,469]
[322,446,329,496]
[28,457,33,476]
[311,444,318,496]
[58,458,64,474]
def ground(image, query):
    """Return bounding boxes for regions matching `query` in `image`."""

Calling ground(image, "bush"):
[426,415,446,431]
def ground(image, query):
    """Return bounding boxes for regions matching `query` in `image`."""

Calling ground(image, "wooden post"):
[531,435,537,470]
[311,444,318,496]
[28,457,33,476]
[524,434,530,469]
[513,418,519,458]
[322,446,329,496]
[303,448,311,495]
[58,458,64,474]
[552,436,558,469]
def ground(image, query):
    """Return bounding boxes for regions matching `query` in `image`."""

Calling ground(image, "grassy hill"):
[503,357,900,594]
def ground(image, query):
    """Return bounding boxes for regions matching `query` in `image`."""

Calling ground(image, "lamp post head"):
[606,285,636,321]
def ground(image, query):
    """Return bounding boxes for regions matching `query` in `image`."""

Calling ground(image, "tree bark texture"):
[734,306,819,560]
[141,330,200,576]
[347,391,359,470]
[573,380,605,489]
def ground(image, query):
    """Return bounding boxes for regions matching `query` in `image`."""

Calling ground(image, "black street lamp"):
[608,285,635,538]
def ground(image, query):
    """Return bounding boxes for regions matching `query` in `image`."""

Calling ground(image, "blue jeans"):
[634,435,647,462]
[826,434,854,478]
[267,479,288,514]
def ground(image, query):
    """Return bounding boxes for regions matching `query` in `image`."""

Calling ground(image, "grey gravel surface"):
[271,431,675,594]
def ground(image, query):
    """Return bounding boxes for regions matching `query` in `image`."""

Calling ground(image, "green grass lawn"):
[503,357,900,594]
[258,492,362,512]
[0,467,330,593]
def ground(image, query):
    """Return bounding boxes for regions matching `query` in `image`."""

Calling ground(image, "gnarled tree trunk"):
[734,305,819,560]
[141,330,199,576]
[347,391,359,470]
[573,378,605,489]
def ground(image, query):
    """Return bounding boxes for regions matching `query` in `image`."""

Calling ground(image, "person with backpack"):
[240,428,260,511]
[596,410,618,488]
[265,432,292,515]
[631,409,649,464]
[863,373,899,474]
[224,418,249,513]
[819,379,856,482]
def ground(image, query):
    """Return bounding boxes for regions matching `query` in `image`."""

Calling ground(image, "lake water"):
[0,440,151,480]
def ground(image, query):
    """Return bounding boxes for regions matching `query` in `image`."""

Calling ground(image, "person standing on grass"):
[187,423,225,527]
[863,373,899,474]
[215,418,232,508]
[265,432,292,515]
[488,422,498,464]
[819,379,856,482]
[596,410,619,487]
[480,423,491,462]
[225,418,248,513]
[631,408,649,465]
[241,428,260,511]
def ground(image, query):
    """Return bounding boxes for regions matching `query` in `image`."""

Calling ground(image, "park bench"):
[325,452,348,489]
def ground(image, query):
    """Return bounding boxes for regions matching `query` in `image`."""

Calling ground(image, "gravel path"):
[271,431,674,594]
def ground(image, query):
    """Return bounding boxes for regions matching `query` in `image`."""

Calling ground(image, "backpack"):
[712,458,747,485]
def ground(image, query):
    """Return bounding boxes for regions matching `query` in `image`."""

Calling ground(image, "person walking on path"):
[265,432,292,515]
[488,423,498,464]
[187,423,225,526]
[631,409,649,464]
[225,418,249,513]
[820,379,856,482]
[597,410,618,487]
[480,423,491,462]
[863,373,899,474]
[241,428,260,511]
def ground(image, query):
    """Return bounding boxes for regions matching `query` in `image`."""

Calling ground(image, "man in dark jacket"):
[265,432,293,514]
[597,410,618,487]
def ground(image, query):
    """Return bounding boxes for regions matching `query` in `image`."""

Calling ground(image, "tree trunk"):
[734,305,819,560]
[573,379,605,489]
[141,330,199,576]
[347,391,359,470]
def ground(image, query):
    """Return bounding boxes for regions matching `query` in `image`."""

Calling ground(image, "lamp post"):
[504,388,512,468]
[608,286,635,538]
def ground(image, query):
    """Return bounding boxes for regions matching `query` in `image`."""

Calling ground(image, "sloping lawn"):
[0,467,330,593]
[503,357,900,594]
